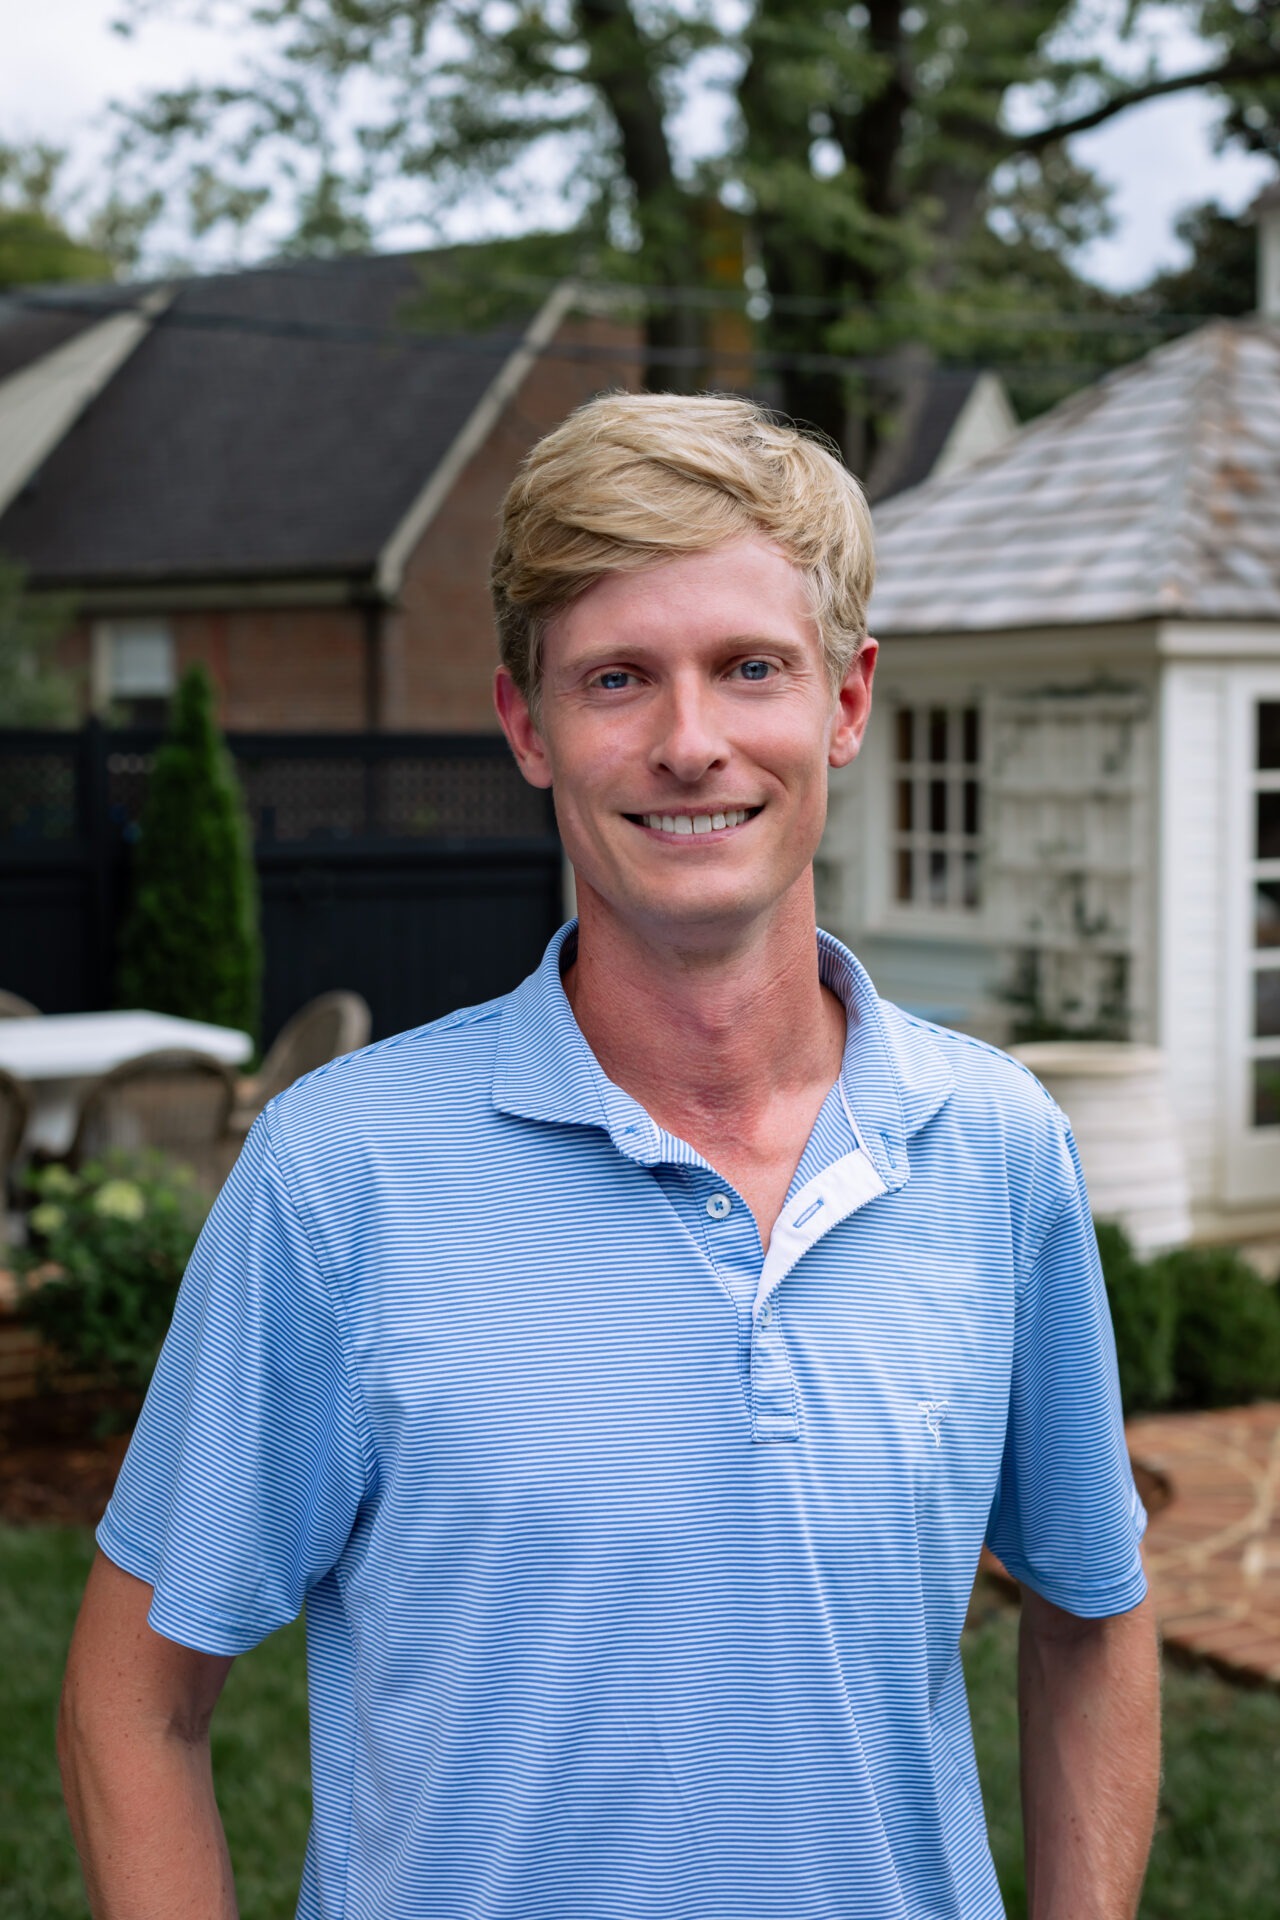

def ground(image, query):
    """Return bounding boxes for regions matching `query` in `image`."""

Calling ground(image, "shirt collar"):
[492,920,953,1186]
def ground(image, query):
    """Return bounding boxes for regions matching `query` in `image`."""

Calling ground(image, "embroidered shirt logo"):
[917,1399,949,1448]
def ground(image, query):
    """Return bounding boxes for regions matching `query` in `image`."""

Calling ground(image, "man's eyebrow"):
[554,633,811,674]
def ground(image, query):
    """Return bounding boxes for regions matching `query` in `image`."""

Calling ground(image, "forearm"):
[59,1692,237,1920]
[1018,1587,1160,1920]
[59,1552,238,1920]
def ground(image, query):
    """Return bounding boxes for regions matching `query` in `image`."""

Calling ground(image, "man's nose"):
[648,681,729,784]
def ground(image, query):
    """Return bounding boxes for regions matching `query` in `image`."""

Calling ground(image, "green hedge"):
[1094,1221,1280,1414]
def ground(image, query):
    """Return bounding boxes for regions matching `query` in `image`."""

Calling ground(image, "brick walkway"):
[1128,1401,1280,1688]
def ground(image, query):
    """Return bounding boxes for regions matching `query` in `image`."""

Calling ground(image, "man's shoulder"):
[887,1000,1061,1116]
[876,996,1073,1175]
[264,990,512,1145]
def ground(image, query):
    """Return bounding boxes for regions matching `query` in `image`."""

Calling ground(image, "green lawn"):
[3,1527,1277,1918]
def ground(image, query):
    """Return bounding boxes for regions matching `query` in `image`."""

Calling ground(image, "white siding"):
[1157,664,1227,1214]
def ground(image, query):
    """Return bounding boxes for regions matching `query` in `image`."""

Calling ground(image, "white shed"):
[823,317,1280,1242]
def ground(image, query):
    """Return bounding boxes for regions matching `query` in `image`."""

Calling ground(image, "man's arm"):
[1018,1576,1160,1920]
[59,1550,238,1920]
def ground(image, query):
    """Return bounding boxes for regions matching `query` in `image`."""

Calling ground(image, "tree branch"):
[1012,51,1280,156]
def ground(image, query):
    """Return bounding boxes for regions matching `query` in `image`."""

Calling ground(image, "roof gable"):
[0,251,545,591]
[869,320,1280,635]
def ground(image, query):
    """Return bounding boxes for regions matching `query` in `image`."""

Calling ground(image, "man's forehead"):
[542,538,817,664]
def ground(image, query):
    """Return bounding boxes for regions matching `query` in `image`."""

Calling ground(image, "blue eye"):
[738,660,772,681]
[594,671,632,690]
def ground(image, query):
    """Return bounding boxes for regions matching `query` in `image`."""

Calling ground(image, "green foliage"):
[0,559,79,727]
[1157,1244,1280,1410]
[114,663,261,1043]
[1093,1221,1280,1414]
[1130,202,1257,322]
[1093,1219,1176,1414]
[103,0,1280,454]
[17,1153,210,1401]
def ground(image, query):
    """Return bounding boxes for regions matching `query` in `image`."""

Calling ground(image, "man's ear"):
[828,638,877,769]
[494,668,554,790]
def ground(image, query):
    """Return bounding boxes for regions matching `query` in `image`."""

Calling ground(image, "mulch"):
[0,1397,134,1527]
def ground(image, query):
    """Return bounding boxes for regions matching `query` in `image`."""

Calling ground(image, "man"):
[60,393,1159,1919]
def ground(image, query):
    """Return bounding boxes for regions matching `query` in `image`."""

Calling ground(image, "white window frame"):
[1222,672,1280,1205]
[865,689,991,937]
[90,619,175,714]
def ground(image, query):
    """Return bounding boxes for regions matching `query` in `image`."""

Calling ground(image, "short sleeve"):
[985,1120,1148,1618]
[97,1108,373,1655]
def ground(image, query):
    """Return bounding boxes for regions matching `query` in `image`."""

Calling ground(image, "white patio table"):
[0,1011,253,1157]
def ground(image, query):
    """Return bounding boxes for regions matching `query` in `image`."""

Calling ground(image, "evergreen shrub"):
[1156,1246,1280,1409]
[115,664,260,1044]
[1092,1218,1176,1413]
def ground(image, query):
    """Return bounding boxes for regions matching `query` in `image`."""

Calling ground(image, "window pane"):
[896,849,913,902]
[1259,793,1280,860]
[1254,1060,1280,1129]
[929,849,947,905]
[962,851,980,908]
[1258,701,1280,771]
[897,780,913,832]
[929,710,948,764]
[929,780,947,834]
[1254,970,1280,1039]
[1256,882,1280,949]
[962,708,980,765]
[963,780,980,837]
[895,710,913,763]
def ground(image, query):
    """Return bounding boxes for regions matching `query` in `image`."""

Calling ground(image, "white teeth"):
[639,807,755,833]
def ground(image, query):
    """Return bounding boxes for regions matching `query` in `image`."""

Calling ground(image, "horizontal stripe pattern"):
[100,922,1145,1919]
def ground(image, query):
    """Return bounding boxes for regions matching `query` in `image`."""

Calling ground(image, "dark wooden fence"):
[0,723,563,1049]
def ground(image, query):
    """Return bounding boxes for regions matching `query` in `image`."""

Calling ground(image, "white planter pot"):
[1010,1043,1192,1257]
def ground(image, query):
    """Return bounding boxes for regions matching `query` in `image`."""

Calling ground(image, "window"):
[891,703,982,910]
[92,620,175,727]
[1249,699,1280,1128]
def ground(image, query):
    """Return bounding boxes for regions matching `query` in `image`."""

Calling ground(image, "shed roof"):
[0,251,543,591]
[869,319,1280,635]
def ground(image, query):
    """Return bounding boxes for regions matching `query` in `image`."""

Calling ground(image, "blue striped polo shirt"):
[99,923,1147,1920]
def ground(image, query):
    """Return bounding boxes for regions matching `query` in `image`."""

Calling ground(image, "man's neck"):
[562,881,845,1144]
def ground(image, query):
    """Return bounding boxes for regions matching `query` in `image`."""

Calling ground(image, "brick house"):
[0,251,643,732]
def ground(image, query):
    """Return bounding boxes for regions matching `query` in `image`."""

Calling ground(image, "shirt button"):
[706,1192,731,1220]
[759,1303,772,1326]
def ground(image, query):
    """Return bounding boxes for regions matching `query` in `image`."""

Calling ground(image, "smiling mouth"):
[625,806,763,836]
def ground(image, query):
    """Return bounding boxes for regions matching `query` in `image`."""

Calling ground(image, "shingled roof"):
[0,251,546,591]
[869,319,1280,635]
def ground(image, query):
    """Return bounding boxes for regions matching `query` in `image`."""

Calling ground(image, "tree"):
[0,559,79,727]
[112,0,1280,470]
[115,664,261,1044]
[0,140,162,287]
[1131,200,1256,319]
[0,144,114,289]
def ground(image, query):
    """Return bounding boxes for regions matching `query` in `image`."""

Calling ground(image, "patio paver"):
[1128,1401,1280,1688]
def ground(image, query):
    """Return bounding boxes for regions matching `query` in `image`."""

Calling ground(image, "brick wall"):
[387,313,641,731]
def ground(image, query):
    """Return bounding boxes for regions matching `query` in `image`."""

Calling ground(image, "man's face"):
[496,535,876,952]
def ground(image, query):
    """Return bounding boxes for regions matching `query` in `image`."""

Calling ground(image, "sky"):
[1,0,1275,292]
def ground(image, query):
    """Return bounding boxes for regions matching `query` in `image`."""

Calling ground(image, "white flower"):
[29,1203,66,1235]
[92,1180,147,1223]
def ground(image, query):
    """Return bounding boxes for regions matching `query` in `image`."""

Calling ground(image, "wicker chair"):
[69,1049,237,1194]
[0,989,40,1019]
[0,1067,31,1248]
[229,991,371,1134]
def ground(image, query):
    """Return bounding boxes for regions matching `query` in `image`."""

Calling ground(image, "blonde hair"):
[491,392,875,710]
